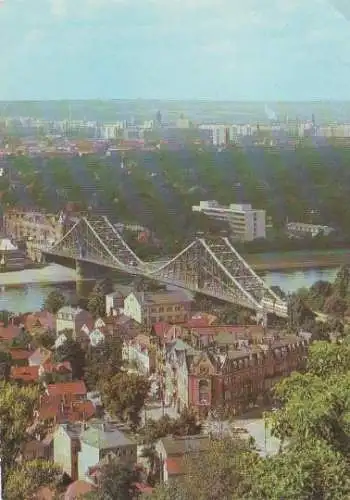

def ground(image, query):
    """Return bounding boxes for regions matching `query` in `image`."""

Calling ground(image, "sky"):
[0,0,350,101]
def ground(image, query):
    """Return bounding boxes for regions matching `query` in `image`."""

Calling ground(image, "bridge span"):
[41,215,288,321]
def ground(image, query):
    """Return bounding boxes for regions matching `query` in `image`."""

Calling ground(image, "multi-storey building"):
[162,333,308,417]
[3,208,65,246]
[286,222,334,238]
[123,290,194,327]
[192,200,266,241]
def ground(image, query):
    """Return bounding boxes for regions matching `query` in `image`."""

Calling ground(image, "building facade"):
[192,201,266,241]
[123,291,193,326]
[56,306,94,338]
[3,208,65,246]
[162,333,308,417]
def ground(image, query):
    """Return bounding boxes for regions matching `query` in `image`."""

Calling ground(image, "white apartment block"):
[286,222,334,237]
[192,200,266,241]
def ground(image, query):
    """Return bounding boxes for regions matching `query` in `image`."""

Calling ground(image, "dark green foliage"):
[84,461,140,500]
[43,290,66,314]
[87,282,106,319]
[54,338,86,379]
[100,372,151,428]
[141,408,202,444]
[84,337,123,390]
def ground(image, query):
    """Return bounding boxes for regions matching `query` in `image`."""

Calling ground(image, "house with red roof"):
[38,396,95,426]
[9,348,32,366]
[24,311,55,334]
[46,380,87,399]
[0,323,22,345]
[10,365,39,384]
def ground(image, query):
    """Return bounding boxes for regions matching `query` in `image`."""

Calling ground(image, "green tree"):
[43,290,66,314]
[141,408,202,445]
[54,337,86,379]
[84,337,123,390]
[150,437,257,500]
[333,265,350,298]
[0,350,12,380]
[11,328,32,349]
[84,461,140,500]
[87,282,106,319]
[288,294,316,329]
[250,440,350,500]
[323,293,347,317]
[5,459,62,500]
[306,341,350,378]
[100,372,151,428]
[0,382,40,476]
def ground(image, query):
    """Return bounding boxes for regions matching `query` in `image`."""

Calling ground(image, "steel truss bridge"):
[42,215,288,319]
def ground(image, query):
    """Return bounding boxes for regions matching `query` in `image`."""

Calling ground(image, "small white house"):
[122,334,153,375]
[56,306,94,339]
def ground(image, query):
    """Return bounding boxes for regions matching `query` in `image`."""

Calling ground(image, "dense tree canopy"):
[5,459,62,500]
[5,146,350,252]
[0,382,40,478]
[43,290,66,314]
[84,336,123,390]
[100,372,150,428]
[54,337,86,379]
[84,460,140,500]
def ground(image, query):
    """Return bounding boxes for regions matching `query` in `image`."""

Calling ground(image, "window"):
[158,307,164,313]
[166,306,173,312]
[198,379,210,404]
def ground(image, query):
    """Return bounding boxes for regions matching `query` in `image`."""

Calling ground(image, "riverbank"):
[0,263,76,287]
[244,249,350,272]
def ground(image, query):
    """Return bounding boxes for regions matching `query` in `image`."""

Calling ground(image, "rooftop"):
[47,381,87,397]
[80,421,134,450]
[134,289,193,306]
[10,365,39,382]
[160,435,211,457]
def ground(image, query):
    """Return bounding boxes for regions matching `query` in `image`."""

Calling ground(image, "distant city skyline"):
[1,1,350,101]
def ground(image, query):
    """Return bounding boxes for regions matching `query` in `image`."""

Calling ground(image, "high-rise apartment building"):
[192,201,266,241]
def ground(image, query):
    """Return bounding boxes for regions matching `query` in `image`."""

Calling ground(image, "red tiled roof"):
[47,381,87,397]
[10,365,39,382]
[9,348,32,361]
[153,322,171,338]
[64,480,96,500]
[0,325,21,342]
[166,457,184,475]
[39,396,95,423]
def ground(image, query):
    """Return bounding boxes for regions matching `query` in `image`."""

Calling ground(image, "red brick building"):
[185,334,309,416]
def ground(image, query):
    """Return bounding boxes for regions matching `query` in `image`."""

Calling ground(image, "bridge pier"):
[75,260,112,298]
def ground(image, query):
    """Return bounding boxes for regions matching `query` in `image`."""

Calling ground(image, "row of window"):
[150,314,188,323]
[150,305,183,313]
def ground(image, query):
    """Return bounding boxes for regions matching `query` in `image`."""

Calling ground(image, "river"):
[0,262,340,315]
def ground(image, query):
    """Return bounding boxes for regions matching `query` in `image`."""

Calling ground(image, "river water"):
[0,263,339,315]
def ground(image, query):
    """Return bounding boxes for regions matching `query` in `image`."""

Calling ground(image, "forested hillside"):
[1,144,350,253]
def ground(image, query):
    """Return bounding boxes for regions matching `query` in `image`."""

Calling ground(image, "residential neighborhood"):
[0,278,311,498]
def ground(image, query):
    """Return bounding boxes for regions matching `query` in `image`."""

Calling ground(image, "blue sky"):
[0,0,350,100]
